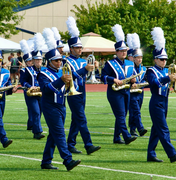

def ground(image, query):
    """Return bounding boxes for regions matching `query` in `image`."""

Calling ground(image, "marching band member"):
[64,16,101,154]
[128,33,148,137]
[19,40,33,130]
[0,50,17,148]
[147,27,176,163]
[22,33,45,140]
[101,24,137,145]
[52,27,65,57]
[126,33,134,62]
[38,28,81,170]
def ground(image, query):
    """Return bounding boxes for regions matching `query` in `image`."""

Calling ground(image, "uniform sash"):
[108,59,134,80]
[149,67,169,97]
[40,68,64,104]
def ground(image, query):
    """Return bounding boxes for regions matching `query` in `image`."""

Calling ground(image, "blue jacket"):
[147,65,170,97]
[0,68,12,102]
[38,66,66,105]
[63,54,88,96]
[101,57,134,93]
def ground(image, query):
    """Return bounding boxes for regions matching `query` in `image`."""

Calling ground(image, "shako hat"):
[112,24,128,51]
[66,16,82,48]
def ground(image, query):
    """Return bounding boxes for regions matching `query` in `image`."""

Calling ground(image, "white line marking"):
[0,153,176,179]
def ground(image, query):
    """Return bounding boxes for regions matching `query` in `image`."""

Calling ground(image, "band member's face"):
[71,47,82,56]
[57,47,63,55]
[155,58,167,68]
[26,60,33,67]
[51,59,62,68]
[134,56,142,66]
[33,59,42,68]
[128,56,134,62]
[116,49,127,61]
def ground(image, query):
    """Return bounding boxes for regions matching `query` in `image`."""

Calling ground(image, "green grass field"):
[1,91,176,180]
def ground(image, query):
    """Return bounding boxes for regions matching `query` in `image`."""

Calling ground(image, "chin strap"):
[50,61,59,70]
[71,48,79,58]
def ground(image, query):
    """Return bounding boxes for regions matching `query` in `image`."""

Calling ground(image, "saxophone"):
[26,87,42,97]
[112,69,143,91]
[168,59,176,93]
[130,82,149,94]
[0,78,19,98]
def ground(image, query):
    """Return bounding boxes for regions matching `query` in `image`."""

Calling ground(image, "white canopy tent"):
[0,37,21,53]
[81,32,116,55]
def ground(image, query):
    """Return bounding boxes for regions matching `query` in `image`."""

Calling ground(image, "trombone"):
[62,60,82,96]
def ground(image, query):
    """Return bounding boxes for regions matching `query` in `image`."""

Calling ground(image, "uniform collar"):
[155,64,164,71]
[70,54,79,60]
[33,65,41,72]
[115,57,125,65]
[47,65,59,72]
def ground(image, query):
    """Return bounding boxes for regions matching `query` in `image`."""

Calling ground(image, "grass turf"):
[0,91,176,179]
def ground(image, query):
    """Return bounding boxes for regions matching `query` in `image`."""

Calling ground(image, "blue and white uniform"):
[63,55,93,150]
[147,65,176,159]
[0,68,13,146]
[21,65,44,134]
[38,65,72,166]
[20,68,33,130]
[101,57,134,142]
[129,64,147,132]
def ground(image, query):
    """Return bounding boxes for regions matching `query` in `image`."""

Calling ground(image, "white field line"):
[0,153,176,179]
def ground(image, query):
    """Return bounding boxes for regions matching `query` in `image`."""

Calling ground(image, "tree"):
[0,0,33,38]
[70,0,176,65]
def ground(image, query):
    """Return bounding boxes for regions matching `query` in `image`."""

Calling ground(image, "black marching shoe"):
[41,163,58,170]
[33,133,45,140]
[114,140,125,144]
[68,147,82,154]
[86,145,101,155]
[170,155,176,163]
[66,160,81,171]
[147,157,163,162]
[125,136,137,145]
[139,129,148,136]
[130,130,138,137]
[3,139,13,148]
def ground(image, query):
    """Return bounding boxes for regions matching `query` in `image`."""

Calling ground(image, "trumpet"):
[130,82,149,93]
[62,60,82,96]
[26,87,42,97]
[112,69,143,91]
[86,52,100,84]
[168,59,176,93]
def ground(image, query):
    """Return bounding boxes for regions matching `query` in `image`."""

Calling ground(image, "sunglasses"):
[53,59,62,62]
[159,59,167,61]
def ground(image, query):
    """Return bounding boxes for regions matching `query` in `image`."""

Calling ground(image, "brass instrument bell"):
[62,61,82,96]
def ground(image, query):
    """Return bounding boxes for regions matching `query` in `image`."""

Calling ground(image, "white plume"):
[42,28,56,51]
[132,33,141,49]
[66,16,80,38]
[112,24,125,42]
[126,34,133,49]
[33,33,44,52]
[20,39,31,55]
[151,27,165,51]
[52,27,61,41]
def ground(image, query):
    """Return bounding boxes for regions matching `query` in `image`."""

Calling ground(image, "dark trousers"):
[27,96,43,134]
[107,90,131,142]
[42,103,72,166]
[148,95,176,159]
[24,92,33,129]
[0,101,8,145]
[67,94,93,149]
[129,92,144,132]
